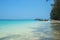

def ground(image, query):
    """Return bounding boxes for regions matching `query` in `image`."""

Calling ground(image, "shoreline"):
[50,20,60,24]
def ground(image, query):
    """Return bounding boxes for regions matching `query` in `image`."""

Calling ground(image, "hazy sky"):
[0,0,54,19]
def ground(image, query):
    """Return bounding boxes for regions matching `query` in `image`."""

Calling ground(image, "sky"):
[0,0,54,19]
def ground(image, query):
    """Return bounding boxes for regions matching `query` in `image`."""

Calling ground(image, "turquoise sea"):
[0,20,60,40]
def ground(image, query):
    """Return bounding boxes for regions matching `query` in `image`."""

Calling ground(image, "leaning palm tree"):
[50,0,60,20]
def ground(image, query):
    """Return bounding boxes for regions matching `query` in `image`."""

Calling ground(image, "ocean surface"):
[0,20,60,40]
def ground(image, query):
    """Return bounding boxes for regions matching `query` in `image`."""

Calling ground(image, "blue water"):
[0,20,54,40]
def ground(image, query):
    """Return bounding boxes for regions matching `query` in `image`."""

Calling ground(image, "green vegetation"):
[50,0,60,20]
[35,18,48,21]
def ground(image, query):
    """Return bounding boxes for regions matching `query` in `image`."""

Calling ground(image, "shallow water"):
[0,20,60,40]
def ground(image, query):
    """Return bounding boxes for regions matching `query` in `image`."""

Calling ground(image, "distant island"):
[34,18,48,21]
